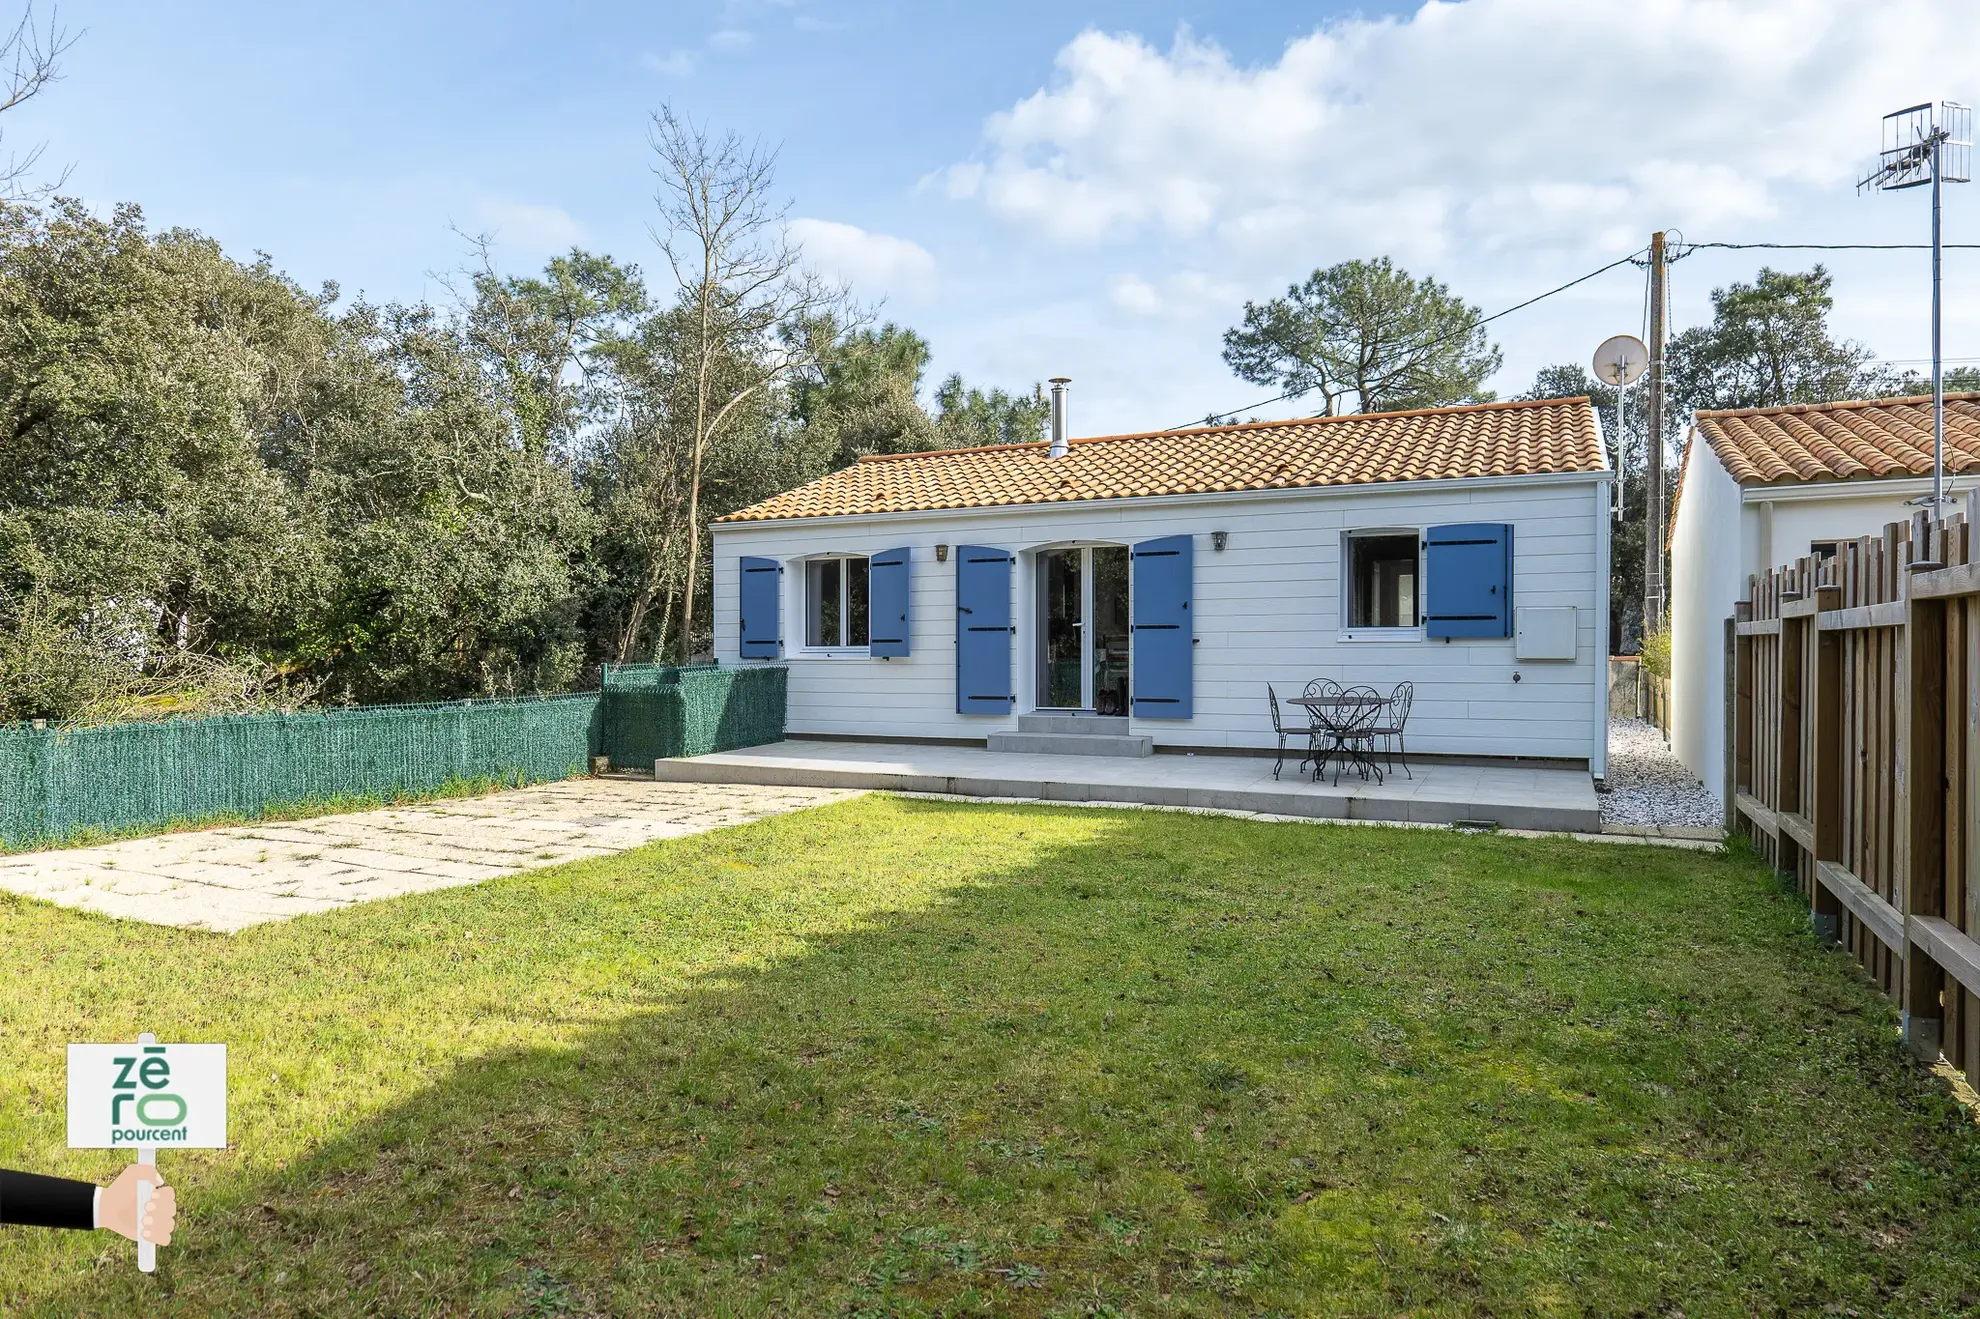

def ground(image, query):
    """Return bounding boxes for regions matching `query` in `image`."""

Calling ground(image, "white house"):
[1670,392,1980,804]
[711,394,1614,774]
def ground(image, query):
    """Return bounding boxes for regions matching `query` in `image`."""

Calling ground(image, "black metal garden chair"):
[1366,680,1414,780]
[1266,683,1322,781]
[1327,685,1387,786]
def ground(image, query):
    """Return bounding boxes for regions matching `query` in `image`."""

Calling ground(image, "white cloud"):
[642,50,696,77]
[943,2,1980,262]
[788,218,937,299]
[1108,274,1163,316]
[1108,270,1241,318]
[476,200,586,252]
[709,28,753,52]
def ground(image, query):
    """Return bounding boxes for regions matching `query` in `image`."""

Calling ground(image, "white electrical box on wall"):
[1514,606,1577,660]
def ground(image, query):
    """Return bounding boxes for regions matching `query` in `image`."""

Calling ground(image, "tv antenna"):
[1593,334,1649,519]
[1861,101,1971,507]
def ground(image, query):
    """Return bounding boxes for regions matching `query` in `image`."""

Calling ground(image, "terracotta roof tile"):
[1694,393,1980,486]
[1668,393,1980,550]
[718,396,1606,523]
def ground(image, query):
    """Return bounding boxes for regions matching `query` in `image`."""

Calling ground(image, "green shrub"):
[1640,617,1672,679]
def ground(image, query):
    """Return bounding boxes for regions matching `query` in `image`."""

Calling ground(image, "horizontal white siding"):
[712,478,1607,763]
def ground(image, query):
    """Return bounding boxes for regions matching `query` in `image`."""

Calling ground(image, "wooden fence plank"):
[1819,600,1909,631]
[1781,618,1804,818]
[1911,559,1980,600]
[1818,860,1906,954]
[1737,792,1780,838]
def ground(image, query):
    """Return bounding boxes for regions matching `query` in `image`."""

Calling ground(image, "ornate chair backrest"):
[1387,681,1414,728]
[1301,678,1345,732]
[1337,685,1386,737]
[1267,684,1284,734]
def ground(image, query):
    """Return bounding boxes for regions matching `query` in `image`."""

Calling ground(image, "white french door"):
[1034,547,1131,713]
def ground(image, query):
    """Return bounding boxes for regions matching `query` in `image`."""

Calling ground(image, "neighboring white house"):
[1670,392,1980,804]
[710,396,1615,773]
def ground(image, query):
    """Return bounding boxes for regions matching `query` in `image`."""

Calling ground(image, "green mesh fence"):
[679,665,787,757]
[596,664,786,770]
[598,662,718,690]
[0,694,604,846]
[0,666,789,845]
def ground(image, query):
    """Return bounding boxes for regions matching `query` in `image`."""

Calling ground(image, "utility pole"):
[1644,230,1667,635]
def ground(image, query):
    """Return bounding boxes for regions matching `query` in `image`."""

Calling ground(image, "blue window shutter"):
[1131,534,1193,719]
[738,556,782,658]
[1425,523,1513,638]
[869,547,912,657]
[955,546,1013,714]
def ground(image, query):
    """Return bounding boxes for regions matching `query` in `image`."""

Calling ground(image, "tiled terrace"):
[653,739,1600,833]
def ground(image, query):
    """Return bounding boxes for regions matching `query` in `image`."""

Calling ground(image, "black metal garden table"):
[1289,691,1387,786]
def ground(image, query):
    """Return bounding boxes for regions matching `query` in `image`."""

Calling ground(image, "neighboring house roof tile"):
[1694,393,1980,485]
[1670,393,1980,549]
[717,396,1606,523]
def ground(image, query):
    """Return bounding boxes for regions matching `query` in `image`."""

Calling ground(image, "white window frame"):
[1338,527,1425,643]
[798,554,872,656]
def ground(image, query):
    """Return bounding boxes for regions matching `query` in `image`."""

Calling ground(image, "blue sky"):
[12,0,1980,436]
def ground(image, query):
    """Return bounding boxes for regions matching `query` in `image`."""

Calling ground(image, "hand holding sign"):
[68,1034,224,1273]
[100,1164,176,1245]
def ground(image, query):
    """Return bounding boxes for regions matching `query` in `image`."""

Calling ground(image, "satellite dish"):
[1593,334,1649,387]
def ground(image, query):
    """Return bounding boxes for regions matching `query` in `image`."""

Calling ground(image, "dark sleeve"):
[0,1169,97,1230]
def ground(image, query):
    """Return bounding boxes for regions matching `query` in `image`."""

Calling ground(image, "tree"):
[0,199,341,706]
[0,4,76,199]
[786,319,938,468]
[300,300,596,702]
[580,296,789,666]
[647,105,840,659]
[933,374,1049,448]
[0,199,605,717]
[460,243,649,457]
[1666,266,1883,417]
[1221,258,1501,414]
[1885,364,1980,396]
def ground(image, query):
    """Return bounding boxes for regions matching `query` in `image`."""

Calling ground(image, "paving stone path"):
[0,778,860,932]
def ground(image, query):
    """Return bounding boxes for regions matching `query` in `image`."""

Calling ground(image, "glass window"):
[805,557,869,648]
[1037,549,1083,708]
[1090,546,1131,716]
[1347,533,1420,629]
[847,557,869,647]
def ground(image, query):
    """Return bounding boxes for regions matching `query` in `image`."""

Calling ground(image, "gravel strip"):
[1602,718,1723,831]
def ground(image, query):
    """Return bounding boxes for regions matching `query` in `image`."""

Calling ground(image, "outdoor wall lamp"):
[1211,531,1228,551]
[935,544,949,562]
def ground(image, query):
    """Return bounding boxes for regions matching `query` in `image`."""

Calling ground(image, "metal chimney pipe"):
[1048,377,1071,457]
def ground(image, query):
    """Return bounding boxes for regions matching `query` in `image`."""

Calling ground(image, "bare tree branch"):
[646,103,847,657]
[0,4,77,200]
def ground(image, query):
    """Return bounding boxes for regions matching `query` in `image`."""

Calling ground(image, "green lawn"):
[2,796,1978,1317]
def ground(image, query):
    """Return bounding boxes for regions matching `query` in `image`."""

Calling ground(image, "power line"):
[1174,249,1647,430]
[1679,240,1980,253]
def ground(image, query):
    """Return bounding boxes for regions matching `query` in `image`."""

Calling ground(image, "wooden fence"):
[1730,490,1980,1089]
[1641,673,1673,739]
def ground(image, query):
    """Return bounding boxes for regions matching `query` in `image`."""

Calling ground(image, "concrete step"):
[1016,714,1131,735]
[987,730,1153,758]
